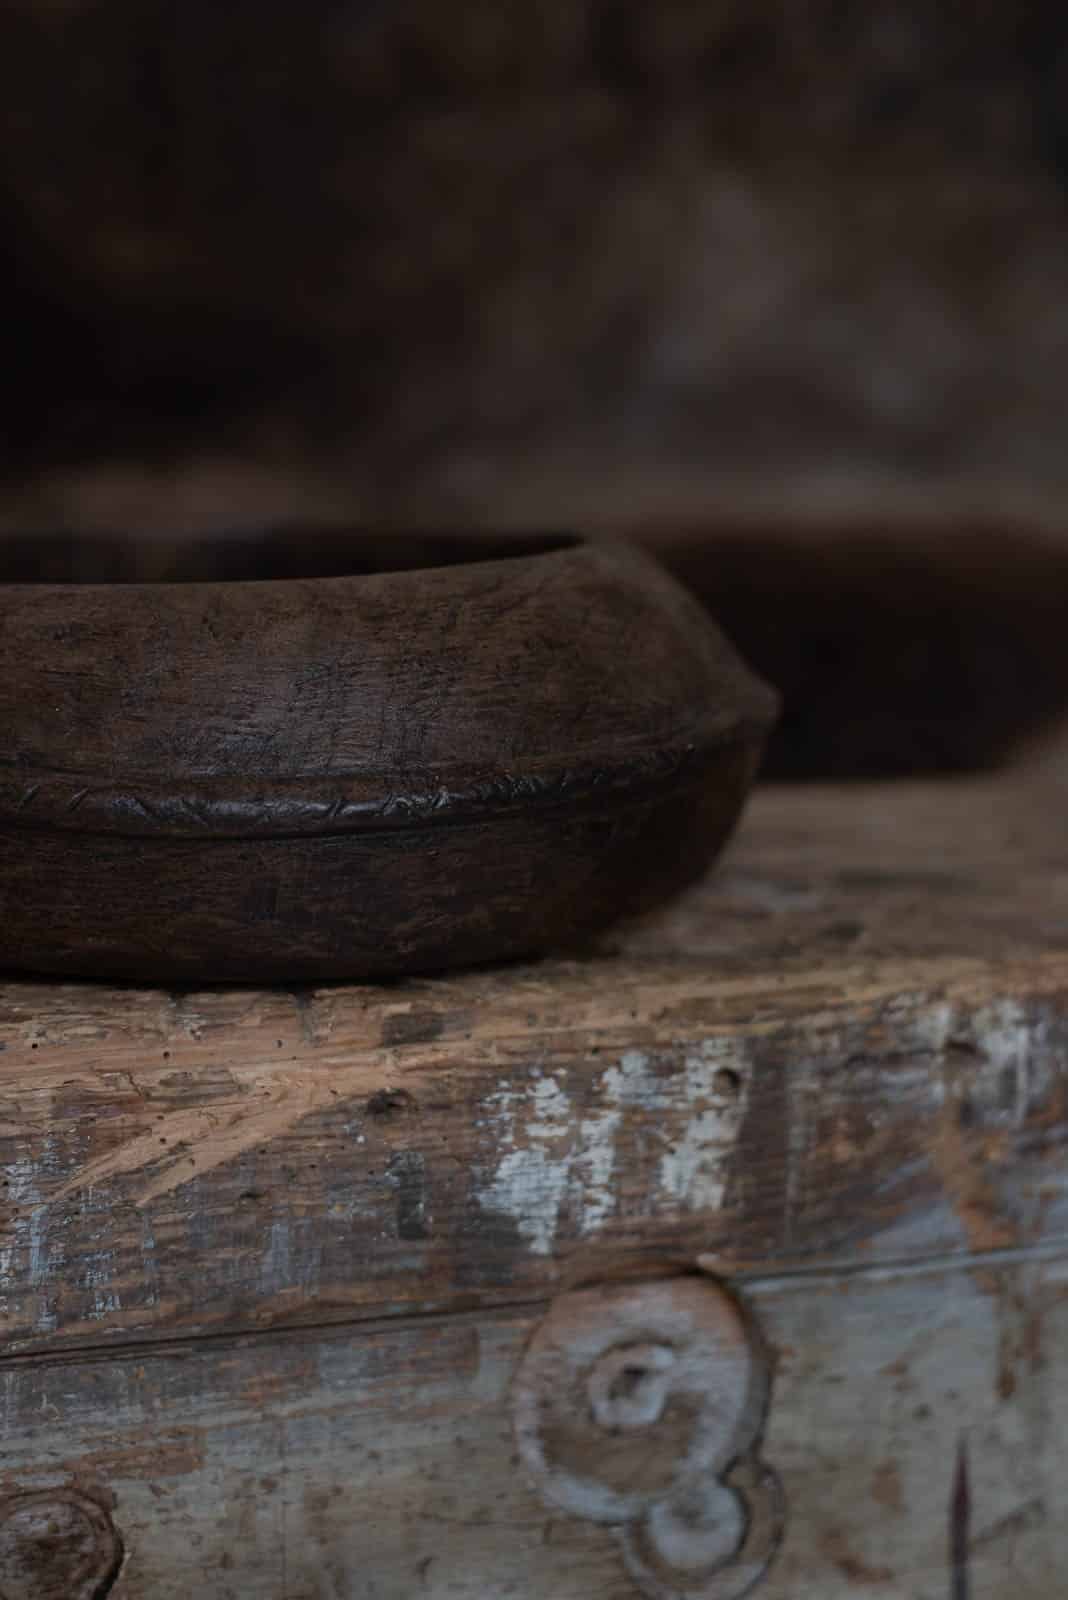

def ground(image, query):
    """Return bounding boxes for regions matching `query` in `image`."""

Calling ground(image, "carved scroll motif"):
[512,1277,784,1599]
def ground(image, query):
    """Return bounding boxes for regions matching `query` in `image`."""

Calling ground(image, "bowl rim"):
[0,527,583,590]
[0,534,778,841]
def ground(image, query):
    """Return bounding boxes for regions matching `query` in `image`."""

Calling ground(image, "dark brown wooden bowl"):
[0,532,777,983]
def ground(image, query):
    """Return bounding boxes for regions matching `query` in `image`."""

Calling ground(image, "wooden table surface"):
[3,756,1068,1596]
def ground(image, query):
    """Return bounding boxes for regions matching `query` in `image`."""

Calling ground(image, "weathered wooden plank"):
[2,774,1068,1354]
[0,955,1066,1353]
[1,1254,1064,1597]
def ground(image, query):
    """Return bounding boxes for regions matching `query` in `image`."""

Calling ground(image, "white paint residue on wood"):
[971,998,1045,1128]
[261,1217,292,1292]
[479,1074,573,1255]
[0,1144,67,1334]
[477,1044,750,1252]
[574,1101,622,1235]
[0,1157,39,1311]
[658,1039,751,1212]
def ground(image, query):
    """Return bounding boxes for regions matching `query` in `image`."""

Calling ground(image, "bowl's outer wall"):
[0,747,760,982]
[0,540,774,834]
[0,538,775,978]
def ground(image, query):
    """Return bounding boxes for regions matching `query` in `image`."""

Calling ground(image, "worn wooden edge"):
[3,764,1067,1354]
[1,946,1067,1355]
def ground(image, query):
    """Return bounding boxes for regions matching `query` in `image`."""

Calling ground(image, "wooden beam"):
[2,771,1067,1355]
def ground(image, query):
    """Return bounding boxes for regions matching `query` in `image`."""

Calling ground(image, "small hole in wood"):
[366,1088,418,1119]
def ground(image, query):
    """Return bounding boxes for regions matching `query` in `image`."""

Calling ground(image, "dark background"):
[4,2,1068,529]
[5,3,1068,776]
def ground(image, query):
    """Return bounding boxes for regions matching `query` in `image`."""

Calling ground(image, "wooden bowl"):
[0,532,777,982]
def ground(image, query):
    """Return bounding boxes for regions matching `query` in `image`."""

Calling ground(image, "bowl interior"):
[0,529,579,585]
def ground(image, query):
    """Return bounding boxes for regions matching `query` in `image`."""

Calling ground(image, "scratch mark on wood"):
[47,1073,330,1208]
[951,1436,971,1600]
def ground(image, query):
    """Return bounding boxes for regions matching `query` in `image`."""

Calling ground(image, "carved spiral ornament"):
[512,1277,784,1599]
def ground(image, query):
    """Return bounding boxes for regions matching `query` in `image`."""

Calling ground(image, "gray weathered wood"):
[2,763,1068,1593]
[1,1253,1064,1597]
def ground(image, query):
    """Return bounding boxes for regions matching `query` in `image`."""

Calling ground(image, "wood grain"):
[0,532,773,982]
[2,769,1067,1356]
[2,1253,1064,1597]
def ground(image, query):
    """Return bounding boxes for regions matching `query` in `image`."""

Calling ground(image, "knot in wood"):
[0,1488,122,1600]
[511,1277,784,1599]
